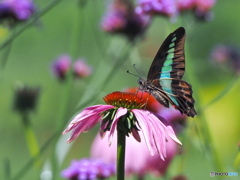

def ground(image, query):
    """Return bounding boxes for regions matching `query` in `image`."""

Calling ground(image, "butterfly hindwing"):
[149,79,196,117]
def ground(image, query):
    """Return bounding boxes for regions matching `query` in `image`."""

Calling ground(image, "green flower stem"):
[21,113,41,169]
[117,127,126,180]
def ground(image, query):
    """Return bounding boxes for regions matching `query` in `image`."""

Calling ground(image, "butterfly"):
[137,27,197,117]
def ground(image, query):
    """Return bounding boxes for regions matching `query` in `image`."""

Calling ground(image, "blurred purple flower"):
[101,0,150,41]
[211,44,240,75]
[135,0,178,18]
[61,158,116,180]
[210,44,229,63]
[13,84,40,113]
[0,0,36,22]
[63,92,181,161]
[51,55,71,81]
[91,130,178,178]
[73,59,92,78]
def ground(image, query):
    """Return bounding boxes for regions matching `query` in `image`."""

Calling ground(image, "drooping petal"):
[132,109,155,156]
[132,109,181,160]
[63,105,114,143]
[63,105,114,133]
[147,112,167,159]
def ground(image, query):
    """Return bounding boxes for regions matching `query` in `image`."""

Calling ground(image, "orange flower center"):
[103,91,145,109]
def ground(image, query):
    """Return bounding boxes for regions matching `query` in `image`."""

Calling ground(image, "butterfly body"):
[137,27,197,117]
[138,78,169,107]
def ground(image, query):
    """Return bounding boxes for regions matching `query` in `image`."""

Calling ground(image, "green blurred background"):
[0,0,240,179]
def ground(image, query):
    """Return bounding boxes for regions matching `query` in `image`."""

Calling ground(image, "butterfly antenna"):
[126,70,140,78]
[133,64,141,76]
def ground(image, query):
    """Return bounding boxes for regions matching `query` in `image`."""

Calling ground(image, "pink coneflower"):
[73,59,92,78]
[63,91,181,161]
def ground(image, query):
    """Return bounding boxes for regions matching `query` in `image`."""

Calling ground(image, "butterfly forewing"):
[147,27,186,81]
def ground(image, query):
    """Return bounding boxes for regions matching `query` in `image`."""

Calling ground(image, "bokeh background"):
[0,0,240,180]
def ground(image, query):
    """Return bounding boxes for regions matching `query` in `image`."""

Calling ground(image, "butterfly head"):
[137,78,149,92]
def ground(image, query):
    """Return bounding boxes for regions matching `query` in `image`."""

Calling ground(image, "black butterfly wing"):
[146,27,197,117]
[147,27,185,81]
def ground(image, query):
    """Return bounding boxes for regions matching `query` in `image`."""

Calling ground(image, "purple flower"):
[101,0,150,41]
[0,0,36,22]
[51,55,71,81]
[61,158,116,180]
[91,131,178,178]
[73,59,92,78]
[135,0,178,18]
[63,91,181,161]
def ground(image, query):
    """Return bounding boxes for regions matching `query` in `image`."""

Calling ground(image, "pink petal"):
[132,109,181,161]
[132,109,155,156]
[62,105,114,142]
